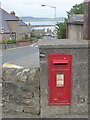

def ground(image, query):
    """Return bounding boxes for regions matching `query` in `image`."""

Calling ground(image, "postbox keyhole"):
[58,71,62,73]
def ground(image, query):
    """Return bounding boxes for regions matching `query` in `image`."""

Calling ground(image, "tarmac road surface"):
[2,43,40,68]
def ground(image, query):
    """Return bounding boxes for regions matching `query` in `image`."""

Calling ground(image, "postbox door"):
[49,69,71,105]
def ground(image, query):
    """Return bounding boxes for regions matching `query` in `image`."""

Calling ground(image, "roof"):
[19,20,27,26]
[1,8,31,34]
[2,8,19,21]
[27,26,31,33]
[33,29,45,33]
[2,20,10,33]
[19,20,31,33]
[67,14,84,25]
[1,8,19,33]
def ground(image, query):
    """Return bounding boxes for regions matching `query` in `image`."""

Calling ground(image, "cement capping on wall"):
[84,0,90,2]
[38,39,88,49]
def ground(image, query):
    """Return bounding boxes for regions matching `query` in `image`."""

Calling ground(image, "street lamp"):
[41,4,56,19]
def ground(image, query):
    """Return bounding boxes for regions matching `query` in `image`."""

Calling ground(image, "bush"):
[30,32,36,38]
[30,38,36,43]
[25,34,28,39]
[0,40,16,44]
[56,20,67,39]
[6,40,16,44]
[30,32,43,42]
[0,41,6,44]
[36,34,43,39]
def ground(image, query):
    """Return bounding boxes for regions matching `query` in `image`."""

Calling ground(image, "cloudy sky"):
[0,0,84,18]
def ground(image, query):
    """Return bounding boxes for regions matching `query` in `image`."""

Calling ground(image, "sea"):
[22,18,64,32]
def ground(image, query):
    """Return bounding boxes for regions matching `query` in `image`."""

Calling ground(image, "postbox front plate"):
[48,54,72,105]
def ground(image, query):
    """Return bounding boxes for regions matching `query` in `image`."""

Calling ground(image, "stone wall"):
[2,34,11,42]
[1,42,31,50]
[1,39,38,50]
[2,68,40,117]
[38,39,88,118]
[0,34,2,42]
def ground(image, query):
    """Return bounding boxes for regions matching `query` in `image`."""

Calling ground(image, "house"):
[19,20,31,40]
[66,14,84,39]
[0,8,31,42]
[32,29,45,35]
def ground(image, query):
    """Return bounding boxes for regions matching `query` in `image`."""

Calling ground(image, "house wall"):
[2,34,10,42]
[19,34,23,40]
[68,24,83,39]
[20,26,29,34]
[19,26,31,39]
[7,21,20,41]
[33,29,45,35]
[0,34,2,42]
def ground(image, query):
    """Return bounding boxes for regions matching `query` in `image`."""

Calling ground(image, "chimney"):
[83,0,90,40]
[10,11,15,16]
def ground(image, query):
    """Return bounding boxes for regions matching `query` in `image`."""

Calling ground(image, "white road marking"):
[30,43,38,47]
[3,63,23,69]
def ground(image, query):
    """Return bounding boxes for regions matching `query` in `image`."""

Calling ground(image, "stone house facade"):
[19,20,31,40]
[0,8,31,42]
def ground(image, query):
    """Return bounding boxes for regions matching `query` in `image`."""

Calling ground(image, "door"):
[49,69,71,105]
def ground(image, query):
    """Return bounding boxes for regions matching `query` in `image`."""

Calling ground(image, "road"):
[2,36,54,68]
[2,44,40,68]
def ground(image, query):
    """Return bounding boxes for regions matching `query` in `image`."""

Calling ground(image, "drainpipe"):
[83,0,90,40]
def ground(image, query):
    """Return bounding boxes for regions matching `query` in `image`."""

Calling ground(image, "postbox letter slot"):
[53,60,68,65]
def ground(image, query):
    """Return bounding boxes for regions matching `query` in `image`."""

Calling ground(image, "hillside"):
[20,16,65,22]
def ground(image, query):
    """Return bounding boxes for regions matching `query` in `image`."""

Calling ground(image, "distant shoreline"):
[20,17,65,22]
[31,25,54,27]
[20,17,65,31]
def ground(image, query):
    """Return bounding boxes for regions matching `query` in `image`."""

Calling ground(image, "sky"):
[0,0,84,18]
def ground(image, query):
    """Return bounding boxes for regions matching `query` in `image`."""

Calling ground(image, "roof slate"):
[19,20,27,26]
[68,14,84,22]
[2,9,19,21]
[1,8,19,33]
[1,8,31,34]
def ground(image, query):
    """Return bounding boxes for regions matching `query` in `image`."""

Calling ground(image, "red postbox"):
[48,54,72,105]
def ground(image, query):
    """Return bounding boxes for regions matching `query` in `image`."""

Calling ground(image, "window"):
[22,33,26,39]
[11,32,16,40]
